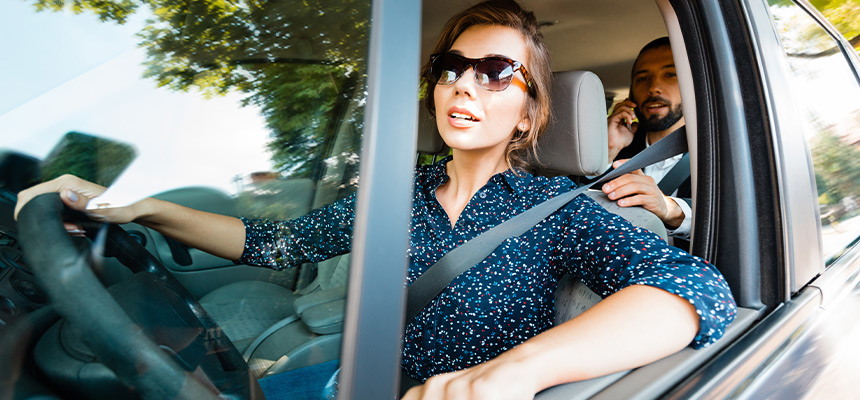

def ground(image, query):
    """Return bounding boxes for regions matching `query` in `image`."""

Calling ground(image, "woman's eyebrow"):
[445,50,513,60]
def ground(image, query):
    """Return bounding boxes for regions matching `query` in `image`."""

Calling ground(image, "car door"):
[662,0,860,397]
[515,0,860,398]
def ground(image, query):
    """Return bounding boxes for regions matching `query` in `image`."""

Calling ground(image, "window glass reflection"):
[768,0,860,264]
[807,0,860,55]
[0,0,371,395]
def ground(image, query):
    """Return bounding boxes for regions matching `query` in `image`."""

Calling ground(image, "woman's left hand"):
[402,357,538,400]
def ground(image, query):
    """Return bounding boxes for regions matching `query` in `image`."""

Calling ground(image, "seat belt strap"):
[404,127,688,323]
[657,152,690,196]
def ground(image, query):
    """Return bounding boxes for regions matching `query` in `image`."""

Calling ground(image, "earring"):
[518,122,528,131]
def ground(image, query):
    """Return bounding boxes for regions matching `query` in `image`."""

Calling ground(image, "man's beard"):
[635,96,683,133]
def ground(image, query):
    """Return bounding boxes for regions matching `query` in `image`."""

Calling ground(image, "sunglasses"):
[430,53,535,96]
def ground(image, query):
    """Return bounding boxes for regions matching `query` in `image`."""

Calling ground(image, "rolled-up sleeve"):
[238,193,357,270]
[561,197,736,348]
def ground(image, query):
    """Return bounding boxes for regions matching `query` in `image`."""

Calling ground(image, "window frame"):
[667,0,860,396]
[794,0,860,82]
[336,0,421,398]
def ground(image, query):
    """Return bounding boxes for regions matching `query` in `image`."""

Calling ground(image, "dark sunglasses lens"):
[432,55,465,85]
[476,59,515,91]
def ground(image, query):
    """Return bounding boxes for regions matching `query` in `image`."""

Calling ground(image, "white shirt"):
[642,140,692,240]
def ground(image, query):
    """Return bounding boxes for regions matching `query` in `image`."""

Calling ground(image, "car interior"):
[6,0,851,398]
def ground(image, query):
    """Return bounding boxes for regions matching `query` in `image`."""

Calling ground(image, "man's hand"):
[607,99,638,161]
[602,160,685,229]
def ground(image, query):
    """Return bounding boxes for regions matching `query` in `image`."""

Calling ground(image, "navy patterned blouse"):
[239,157,737,381]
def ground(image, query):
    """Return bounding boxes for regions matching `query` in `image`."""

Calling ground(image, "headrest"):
[416,104,448,155]
[534,70,609,176]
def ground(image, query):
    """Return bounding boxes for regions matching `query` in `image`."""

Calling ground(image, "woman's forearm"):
[510,284,699,391]
[406,285,700,399]
[132,197,247,260]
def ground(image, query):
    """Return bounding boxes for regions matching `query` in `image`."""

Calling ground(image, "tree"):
[811,129,860,210]
[29,0,370,181]
[809,0,860,50]
[769,0,860,55]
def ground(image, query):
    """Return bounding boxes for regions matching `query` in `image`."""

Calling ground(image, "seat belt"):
[404,127,688,323]
[657,152,690,196]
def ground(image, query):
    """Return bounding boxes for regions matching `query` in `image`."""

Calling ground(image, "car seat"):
[535,70,669,322]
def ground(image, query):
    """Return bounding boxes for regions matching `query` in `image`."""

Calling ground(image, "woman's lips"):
[447,107,480,128]
[448,113,479,128]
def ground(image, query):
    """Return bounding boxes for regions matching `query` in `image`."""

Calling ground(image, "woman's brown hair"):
[421,0,552,171]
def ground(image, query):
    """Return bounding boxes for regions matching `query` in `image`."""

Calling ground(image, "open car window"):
[2,1,367,208]
[1,0,371,397]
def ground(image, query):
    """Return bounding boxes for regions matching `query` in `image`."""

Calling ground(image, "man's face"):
[631,45,683,133]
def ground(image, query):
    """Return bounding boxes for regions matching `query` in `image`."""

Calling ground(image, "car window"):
[766,0,860,265]
[807,0,860,54]
[1,0,370,396]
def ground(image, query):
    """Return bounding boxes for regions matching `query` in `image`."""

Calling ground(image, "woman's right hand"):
[14,174,138,230]
[15,174,246,259]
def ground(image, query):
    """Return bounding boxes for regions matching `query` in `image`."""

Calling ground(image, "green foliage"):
[769,0,860,54]
[29,0,371,181]
[31,0,139,24]
[810,0,860,44]
[811,129,860,206]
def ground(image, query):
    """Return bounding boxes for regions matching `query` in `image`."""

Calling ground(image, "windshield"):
[2,0,367,207]
[0,0,371,398]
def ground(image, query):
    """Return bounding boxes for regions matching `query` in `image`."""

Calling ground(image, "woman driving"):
[14,1,736,399]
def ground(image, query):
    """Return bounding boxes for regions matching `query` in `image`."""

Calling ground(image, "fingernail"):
[67,190,78,202]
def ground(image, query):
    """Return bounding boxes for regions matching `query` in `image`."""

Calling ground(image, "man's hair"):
[421,0,552,171]
[631,36,671,80]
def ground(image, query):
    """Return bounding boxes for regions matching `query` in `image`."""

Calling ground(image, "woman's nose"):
[452,65,478,97]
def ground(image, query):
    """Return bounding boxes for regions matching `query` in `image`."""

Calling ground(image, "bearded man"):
[603,37,691,250]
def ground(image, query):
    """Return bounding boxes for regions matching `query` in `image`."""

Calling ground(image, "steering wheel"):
[17,193,263,399]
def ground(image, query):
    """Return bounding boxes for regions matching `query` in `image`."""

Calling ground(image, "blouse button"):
[478,191,487,199]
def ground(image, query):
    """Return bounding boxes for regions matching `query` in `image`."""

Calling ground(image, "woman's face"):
[434,25,531,160]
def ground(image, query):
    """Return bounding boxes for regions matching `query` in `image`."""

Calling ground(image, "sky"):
[0,1,275,207]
